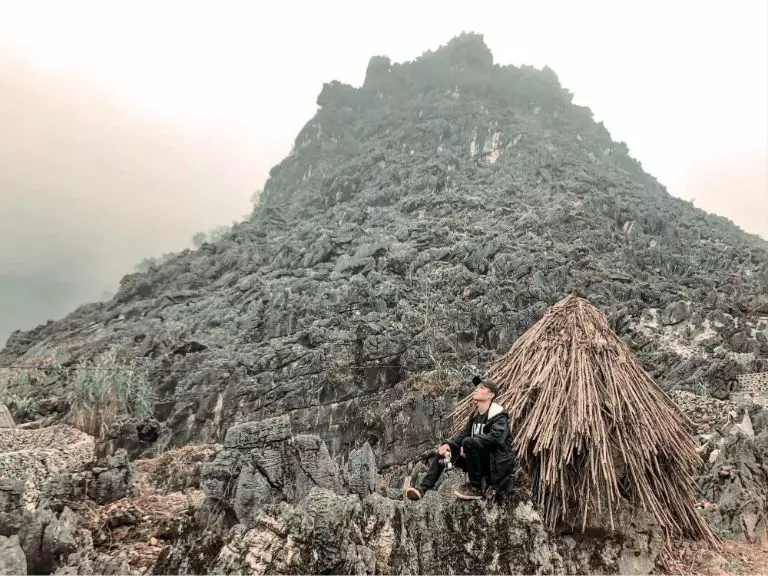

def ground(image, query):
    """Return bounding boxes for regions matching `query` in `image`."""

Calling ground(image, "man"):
[406,375,515,501]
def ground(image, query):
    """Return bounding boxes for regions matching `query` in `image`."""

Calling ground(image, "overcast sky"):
[0,0,766,340]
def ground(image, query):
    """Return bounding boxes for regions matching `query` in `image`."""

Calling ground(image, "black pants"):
[419,437,491,492]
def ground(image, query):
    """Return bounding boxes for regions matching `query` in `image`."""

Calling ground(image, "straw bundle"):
[451,295,718,547]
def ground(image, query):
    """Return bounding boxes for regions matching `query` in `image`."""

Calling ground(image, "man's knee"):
[462,436,483,452]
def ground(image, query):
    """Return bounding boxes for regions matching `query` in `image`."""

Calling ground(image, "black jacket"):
[445,402,516,493]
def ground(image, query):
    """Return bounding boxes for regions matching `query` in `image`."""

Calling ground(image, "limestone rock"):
[0,478,25,537]
[342,442,378,499]
[0,535,26,575]
[699,430,768,543]
[42,506,78,563]
[161,432,662,575]
[0,404,14,429]
[662,301,692,325]
[87,449,137,504]
[0,425,94,510]
[203,417,343,527]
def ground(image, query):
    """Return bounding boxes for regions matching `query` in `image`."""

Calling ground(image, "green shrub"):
[0,368,37,419]
[0,359,62,420]
[66,347,154,437]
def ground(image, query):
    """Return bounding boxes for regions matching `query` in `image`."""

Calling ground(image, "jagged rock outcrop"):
[0,425,138,574]
[202,416,344,528]
[190,486,662,575]
[676,391,768,543]
[0,418,666,575]
[0,425,95,511]
[0,478,25,536]
[341,442,378,499]
[159,420,662,575]
[7,397,768,574]
[0,535,27,575]
[699,430,768,543]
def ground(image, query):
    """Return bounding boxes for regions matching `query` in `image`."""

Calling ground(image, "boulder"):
[0,478,25,537]
[662,301,692,325]
[342,442,378,499]
[202,416,343,527]
[0,535,26,575]
[0,425,94,510]
[699,430,768,543]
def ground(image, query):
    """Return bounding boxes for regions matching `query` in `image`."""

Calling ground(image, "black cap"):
[472,375,498,397]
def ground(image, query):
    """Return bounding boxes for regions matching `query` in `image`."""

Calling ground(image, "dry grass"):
[80,445,213,570]
[136,444,217,494]
[663,538,768,575]
[405,372,447,398]
[452,295,719,548]
[0,365,48,419]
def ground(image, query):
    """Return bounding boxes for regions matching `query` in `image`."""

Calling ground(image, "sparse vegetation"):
[0,368,37,419]
[694,380,711,397]
[134,252,177,273]
[0,358,62,420]
[406,360,479,400]
[66,346,154,437]
[191,222,237,248]
[712,524,735,539]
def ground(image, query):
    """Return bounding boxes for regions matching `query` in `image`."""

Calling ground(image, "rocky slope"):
[0,392,765,575]
[2,32,767,478]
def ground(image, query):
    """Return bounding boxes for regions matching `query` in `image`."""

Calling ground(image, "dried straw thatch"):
[451,295,718,547]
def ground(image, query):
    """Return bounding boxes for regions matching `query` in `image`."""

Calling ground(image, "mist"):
[0,51,283,343]
[681,154,767,241]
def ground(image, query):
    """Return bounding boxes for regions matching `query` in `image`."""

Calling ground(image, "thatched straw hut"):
[451,295,718,547]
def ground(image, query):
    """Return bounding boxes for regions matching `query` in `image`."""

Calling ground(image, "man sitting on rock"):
[406,375,516,501]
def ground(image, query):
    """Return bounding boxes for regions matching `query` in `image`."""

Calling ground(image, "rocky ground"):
[1,391,766,575]
[1,33,767,575]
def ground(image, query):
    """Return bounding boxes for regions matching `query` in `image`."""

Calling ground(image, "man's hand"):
[437,443,450,456]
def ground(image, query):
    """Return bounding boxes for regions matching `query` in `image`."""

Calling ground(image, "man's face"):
[472,384,494,404]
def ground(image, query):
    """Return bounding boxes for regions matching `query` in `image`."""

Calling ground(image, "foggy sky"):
[0,0,766,343]
[0,51,284,342]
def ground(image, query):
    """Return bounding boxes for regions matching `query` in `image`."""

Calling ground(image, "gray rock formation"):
[161,422,663,575]
[0,426,139,574]
[699,430,768,543]
[342,442,378,499]
[37,447,137,514]
[197,486,661,575]
[202,416,344,528]
[0,535,27,575]
[0,478,25,537]
[16,505,81,574]
[675,389,768,544]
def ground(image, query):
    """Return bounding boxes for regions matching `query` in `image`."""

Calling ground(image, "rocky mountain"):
[2,33,768,575]
[2,32,767,472]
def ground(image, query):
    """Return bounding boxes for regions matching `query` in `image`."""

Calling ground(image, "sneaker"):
[454,483,484,501]
[405,487,423,501]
